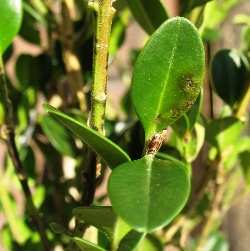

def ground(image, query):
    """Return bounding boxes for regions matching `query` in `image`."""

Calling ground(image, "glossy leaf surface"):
[132,17,205,139]
[108,155,190,232]
[211,49,249,107]
[73,237,107,251]
[0,0,22,54]
[126,0,168,34]
[45,105,131,168]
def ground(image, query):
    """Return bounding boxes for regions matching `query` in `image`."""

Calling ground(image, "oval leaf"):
[126,0,168,34]
[0,0,22,54]
[45,104,131,168]
[211,49,249,107]
[132,17,205,139]
[108,155,190,232]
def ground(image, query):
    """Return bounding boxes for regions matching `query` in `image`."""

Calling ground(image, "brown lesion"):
[145,129,168,155]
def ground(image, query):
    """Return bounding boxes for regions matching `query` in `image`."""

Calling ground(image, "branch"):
[0,58,50,251]
[90,0,115,133]
[81,0,115,205]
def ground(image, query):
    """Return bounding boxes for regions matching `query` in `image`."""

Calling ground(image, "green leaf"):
[206,117,243,152]
[126,0,168,34]
[181,0,212,14]
[172,93,202,137]
[211,49,249,107]
[73,206,116,230]
[0,0,23,54]
[200,0,240,41]
[108,155,190,232]
[40,114,75,157]
[73,237,107,251]
[203,232,229,251]
[109,9,130,56]
[45,105,131,168]
[239,151,250,186]
[118,230,144,251]
[132,17,205,139]
[137,235,162,251]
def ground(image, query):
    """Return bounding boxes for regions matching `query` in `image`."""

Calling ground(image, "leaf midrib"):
[144,156,153,231]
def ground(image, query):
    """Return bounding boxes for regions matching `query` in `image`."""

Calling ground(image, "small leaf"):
[200,0,240,41]
[172,93,202,137]
[206,117,243,152]
[118,230,144,251]
[181,0,212,14]
[239,151,250,186]
[73,237,107,251]
[50,222,70,235]
[108,155,190,232]
[126,0,168,34]
[45,105,131,168]
[203,232,229,251]
[0,0,23,54]
[40,115,75,157]
[211,49,249,107]
[132,17,205,139]
[73,206,116,230]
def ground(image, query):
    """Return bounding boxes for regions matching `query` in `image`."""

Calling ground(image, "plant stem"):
[0,58,50,251]
[81,0,114,205]
[90,0,115,133]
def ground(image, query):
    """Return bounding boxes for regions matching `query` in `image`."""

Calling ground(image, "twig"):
[0,58,50,250]
[82,0,115,205]
[89,0,115,133]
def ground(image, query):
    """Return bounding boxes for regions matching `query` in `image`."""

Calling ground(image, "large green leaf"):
[126,0,168,34]
[211,49,249,107]
[0,0,23,54]
[45,105,131,168]
[73,237,107,251]
[108,155,190,232]
[132,17,205,140]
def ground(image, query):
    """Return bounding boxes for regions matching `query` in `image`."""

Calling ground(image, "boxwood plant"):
[0,0,249,251]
